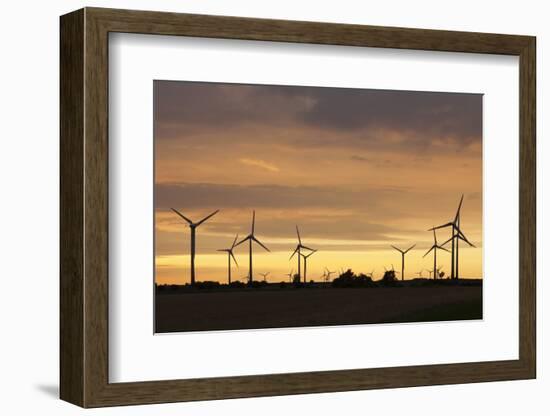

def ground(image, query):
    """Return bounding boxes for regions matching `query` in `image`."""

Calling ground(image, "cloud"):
[239,158,280,172]
[155,81,482,149]
[155,182,404,213]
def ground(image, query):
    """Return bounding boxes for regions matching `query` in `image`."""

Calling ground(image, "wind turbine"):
[259,272,270,282]
[300,250,317,283]
[415,269,424,278]
[423,228,450,280]
[391,244,416,281]
[323,268,336,282]
[366,269,375,279]
[217,234,239,285]
[235,211,270,284]
[285,268,294,283]
[429,194,475,279]
[289,226,314,281]
[171,208,219,285]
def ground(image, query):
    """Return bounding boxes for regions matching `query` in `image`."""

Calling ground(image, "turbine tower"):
[299,250,317,283]
[171,208,219,285]
[217,234,239,285]
[391,244,416,281]
[289,226,314,281]
[423,228,450,280]
[235,211,270,284]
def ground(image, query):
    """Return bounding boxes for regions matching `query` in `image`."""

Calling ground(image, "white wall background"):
[0,0,545,414]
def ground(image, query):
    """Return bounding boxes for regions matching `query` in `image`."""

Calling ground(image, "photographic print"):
[154,80,482,333]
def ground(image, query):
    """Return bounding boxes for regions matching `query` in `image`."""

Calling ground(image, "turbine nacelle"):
[171,208,219,228]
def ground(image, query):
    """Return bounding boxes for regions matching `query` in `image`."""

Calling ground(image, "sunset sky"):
[154,81,482,285]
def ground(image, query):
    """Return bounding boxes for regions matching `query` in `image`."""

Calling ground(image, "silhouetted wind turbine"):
[217,234,239,285]
[300,249,317,283]
[285,268,294,283]
[423,228,450,280]
[171,208,219,285]
[324,268,336,282]
[235,211,270,284]
[289,226,314,281]
[366,269,375,279]
[429,194,475,279]
[259,272,270,282]
[391,244,416,281]
[415,269,424,278]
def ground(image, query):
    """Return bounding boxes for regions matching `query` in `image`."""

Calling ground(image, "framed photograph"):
[60,7,536,407]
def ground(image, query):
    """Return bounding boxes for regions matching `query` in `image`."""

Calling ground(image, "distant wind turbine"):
[366,269,375,279]
[259,272,270,282]
[415,269,424,278]
[430,194,475,279]
[289,226,314,281]
[300,250,317,283]
[391,244,416,281]
[423,228,450,280]
[285,268,294,283]
[324,268,336,282]
[171,208,219,285]
[235,211,270,284]
[217,234,239,285]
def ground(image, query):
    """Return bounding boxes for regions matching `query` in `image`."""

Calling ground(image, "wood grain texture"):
[59,8,84,407]
[59,7,537,408]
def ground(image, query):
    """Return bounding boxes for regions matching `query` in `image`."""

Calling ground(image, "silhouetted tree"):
[332,269,374,288]
[379,270,400,286]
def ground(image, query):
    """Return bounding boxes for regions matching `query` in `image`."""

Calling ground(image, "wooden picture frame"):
[60,7,536,408]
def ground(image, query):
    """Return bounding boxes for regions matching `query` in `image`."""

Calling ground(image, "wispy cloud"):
[239,158,280,172]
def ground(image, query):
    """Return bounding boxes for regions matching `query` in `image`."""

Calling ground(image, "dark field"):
[155,282,482,333]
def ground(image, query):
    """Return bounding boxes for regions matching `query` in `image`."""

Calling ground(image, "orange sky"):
[154,81,482,284]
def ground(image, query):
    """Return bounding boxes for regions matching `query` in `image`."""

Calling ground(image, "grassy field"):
[155,283,482,333]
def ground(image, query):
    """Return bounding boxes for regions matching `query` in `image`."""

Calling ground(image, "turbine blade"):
[405,244,416,253]
[251,210,255,234]
[457,232,476,247]
[171,208,193,225]
[234,235,251,247]
[454,194,464,223]
[231,234,239,249]
[440,236,454,246]
[391,245,404,253]
[300,244,315,251]
[252,236,270,252]
[296,225,301,244]
[455,227,475,246]
[436,245,451,253]
[230,251,239,267]
[428,222,453,231]
[423,246,435,258]
[196,209,219,226]
[289,246,299,260]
